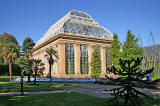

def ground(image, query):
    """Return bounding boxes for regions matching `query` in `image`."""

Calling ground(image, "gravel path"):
[61,83,160,98]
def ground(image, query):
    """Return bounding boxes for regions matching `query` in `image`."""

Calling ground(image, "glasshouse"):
[32,10,113,78]
[143,45,160,77]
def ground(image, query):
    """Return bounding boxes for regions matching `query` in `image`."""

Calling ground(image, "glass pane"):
[106,48,111,73]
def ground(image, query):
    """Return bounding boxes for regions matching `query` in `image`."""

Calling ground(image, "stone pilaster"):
[101,47,106,76]
[58,42,66,77]
[74,44,81,75]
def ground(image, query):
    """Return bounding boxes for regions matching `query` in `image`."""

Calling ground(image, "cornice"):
[32,33,113,52]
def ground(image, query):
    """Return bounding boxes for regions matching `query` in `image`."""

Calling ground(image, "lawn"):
[0,92,160,106]
[0,76,160,106]
[0,76,22,82]
[0,76,69,93]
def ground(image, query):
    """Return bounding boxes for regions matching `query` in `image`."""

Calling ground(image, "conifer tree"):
[106,57,153,106]
[122,30,143,60]
[90,48,101,78]
[110,33,122,69]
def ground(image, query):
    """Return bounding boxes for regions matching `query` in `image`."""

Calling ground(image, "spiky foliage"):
[32,59,44,85]
[90,48,101,78]
[110,33,122,69]
[15,58,33,82]
[106,57,154,106]
[45,48,58,78]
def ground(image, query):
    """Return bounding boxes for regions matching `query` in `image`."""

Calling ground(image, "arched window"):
[65,44,75,74]
[80,45,89,74]
[106,48,111,74]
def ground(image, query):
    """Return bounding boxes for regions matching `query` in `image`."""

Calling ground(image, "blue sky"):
[0,0,160,47]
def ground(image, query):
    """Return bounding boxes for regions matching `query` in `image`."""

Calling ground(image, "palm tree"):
[32,59,44,85]
[1,43,19,82]
[22,37,35,81]
[15,58,33,82]
[0,33,20,82]
[45,48,58,78]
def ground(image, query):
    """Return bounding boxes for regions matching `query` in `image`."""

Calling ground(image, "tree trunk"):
[9,60,12,82]
[28,75,30,82]
[49,63,52,78]
[34,71,37,85]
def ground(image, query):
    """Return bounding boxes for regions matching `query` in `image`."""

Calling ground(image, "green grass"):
[152,76,160,81]
[0,76,69,93]
[0,92,160,106]
[0,76,22,82]
[0,82,69,93]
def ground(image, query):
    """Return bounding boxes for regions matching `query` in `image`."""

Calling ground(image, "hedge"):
[0,64,21,76]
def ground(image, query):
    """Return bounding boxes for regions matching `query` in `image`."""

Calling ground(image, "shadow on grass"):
[0,81,69,93]
[0,92,160,106]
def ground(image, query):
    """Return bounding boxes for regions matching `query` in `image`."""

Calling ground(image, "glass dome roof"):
[34,10,113,48]
[70,10,92,19]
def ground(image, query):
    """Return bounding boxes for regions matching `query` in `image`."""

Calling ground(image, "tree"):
[106,57,154,106]
[45,48,58,78]
[22,37,35,58]
[1,43,19,82]
[0,33,20,82]
[122,30,143,61]
[110,33,122,69]
[0,33,20,63]
[21,37,35,81]
[32,59,44,85]
[0,33,19,46]
[90,48,101,78]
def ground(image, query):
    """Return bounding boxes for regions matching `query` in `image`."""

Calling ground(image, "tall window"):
[80,45,89,74]
[65,44,75,74]
[106,48,111,74]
